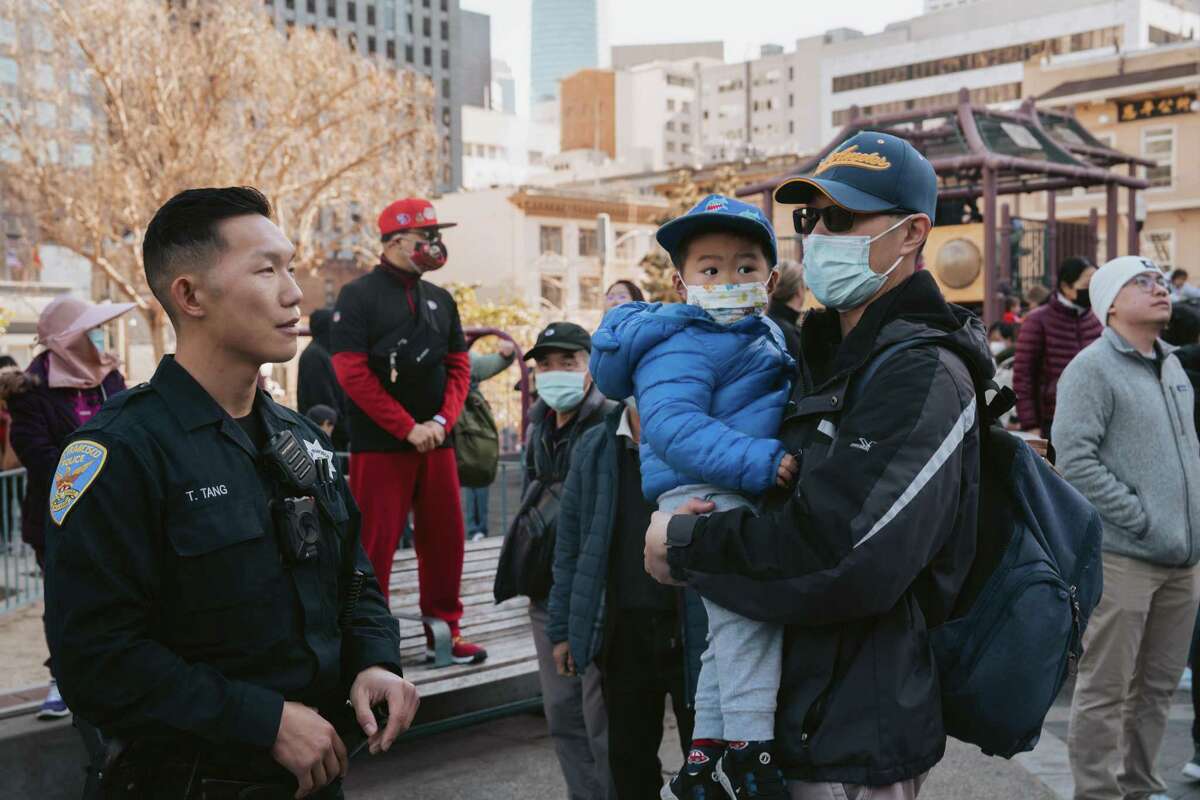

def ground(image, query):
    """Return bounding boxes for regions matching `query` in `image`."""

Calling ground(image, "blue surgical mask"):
[87,329,106,352]
[536,370,586,412]
[803,215,912,310]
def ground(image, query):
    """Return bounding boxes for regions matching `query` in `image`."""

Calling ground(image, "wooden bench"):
[387,536,537,700]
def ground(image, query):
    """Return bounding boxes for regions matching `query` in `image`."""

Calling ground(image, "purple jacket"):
[7,351,126,556]
[1012,294,1102,431]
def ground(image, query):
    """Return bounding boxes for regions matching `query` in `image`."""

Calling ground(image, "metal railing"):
[0,468,38,614]
[0,455,529,618]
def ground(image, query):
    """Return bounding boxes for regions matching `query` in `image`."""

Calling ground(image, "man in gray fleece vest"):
[1054,256,1200,800]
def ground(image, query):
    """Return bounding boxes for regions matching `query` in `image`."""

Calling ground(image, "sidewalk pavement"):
[342,710,1059,800]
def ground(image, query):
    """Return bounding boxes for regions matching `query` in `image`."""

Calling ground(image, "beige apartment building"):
[1025,41,1200,272]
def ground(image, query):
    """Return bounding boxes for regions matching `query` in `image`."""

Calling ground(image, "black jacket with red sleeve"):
[330,263,469,452]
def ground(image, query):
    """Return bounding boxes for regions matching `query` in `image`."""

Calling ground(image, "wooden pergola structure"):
[737,88,1153,324]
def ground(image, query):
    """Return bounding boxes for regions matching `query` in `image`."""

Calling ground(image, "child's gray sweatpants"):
[658,483,782,742]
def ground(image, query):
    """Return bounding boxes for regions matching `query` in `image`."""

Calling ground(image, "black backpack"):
[850,340,1104,758]
[493,478,562,603]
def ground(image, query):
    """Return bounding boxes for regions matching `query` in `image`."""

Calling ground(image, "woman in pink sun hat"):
[6,294,133,720]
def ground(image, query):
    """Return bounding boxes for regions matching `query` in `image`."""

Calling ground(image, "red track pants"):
[349,448,465,636]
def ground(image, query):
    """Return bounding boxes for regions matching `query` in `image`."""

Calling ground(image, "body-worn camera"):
[274,496,320,563]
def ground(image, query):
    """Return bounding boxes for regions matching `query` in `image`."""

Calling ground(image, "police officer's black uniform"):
[44,356,403,799]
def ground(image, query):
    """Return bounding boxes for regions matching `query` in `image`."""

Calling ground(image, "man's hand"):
[406,423,437,453]
[645,499,713,587]
[552,641,576,677]
[270,701,348,799]
[425,420,447,447]
[497,339,515,357]
[776,453,799,488]
[349,666,420,756]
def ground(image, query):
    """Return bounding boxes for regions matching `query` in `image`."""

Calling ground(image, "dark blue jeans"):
[463,486,490,537]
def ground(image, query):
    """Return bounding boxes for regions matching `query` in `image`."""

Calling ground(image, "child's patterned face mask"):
[681,280,769,326]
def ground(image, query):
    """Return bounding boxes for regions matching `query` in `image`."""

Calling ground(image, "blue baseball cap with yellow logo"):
[656,193,778,268]
[774,131,938,221]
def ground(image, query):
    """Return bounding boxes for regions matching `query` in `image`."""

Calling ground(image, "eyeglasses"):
[793,206,859,235]
[1129,273,1169,293]
[793,206,914,236]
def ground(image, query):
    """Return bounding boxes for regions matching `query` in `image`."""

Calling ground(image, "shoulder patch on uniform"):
[50,440,108,526]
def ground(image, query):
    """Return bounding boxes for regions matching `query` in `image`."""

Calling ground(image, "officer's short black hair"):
[305,404,338,428]
[142,187,272,321]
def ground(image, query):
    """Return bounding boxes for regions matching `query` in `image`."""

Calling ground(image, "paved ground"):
[0,602,48,692]
[343,709,1058,800]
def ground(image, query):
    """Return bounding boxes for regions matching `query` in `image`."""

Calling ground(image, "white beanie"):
[1089,256,1163,327]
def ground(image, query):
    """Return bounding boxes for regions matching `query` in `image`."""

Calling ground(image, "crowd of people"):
[1,127,1196,800]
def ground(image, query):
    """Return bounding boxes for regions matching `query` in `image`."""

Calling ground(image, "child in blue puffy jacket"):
[590,194,797,800]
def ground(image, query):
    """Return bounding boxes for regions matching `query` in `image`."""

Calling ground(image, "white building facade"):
[460,106,558,189]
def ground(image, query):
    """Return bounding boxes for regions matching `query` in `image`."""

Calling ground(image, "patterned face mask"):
[681,281,770,326]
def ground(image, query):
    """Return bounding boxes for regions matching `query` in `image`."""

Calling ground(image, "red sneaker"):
[425,635,488,665]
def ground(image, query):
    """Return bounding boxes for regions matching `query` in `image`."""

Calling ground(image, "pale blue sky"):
[462,0,924,114]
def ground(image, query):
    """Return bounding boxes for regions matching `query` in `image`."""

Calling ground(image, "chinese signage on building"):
[1117,93,1196,123]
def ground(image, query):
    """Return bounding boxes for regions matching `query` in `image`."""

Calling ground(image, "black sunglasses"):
[793,206,915,236]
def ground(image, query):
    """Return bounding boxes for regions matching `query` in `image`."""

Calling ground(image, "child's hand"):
[776,453,799,488]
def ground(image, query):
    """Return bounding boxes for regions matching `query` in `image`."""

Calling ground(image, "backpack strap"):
[847,339,1012,427]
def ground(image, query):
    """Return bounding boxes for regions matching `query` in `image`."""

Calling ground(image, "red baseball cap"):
[377,198,457,238]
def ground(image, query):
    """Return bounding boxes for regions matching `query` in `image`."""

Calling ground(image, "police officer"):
[44,187,418,800]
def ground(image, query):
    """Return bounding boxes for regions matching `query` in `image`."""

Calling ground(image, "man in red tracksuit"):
[331,197,486,665]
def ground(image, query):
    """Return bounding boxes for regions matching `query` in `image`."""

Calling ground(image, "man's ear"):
[169,272,208,322]
[900,215,932,257]
[672,271,688,303]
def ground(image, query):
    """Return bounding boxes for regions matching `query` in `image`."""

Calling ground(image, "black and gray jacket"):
[667,271,993,785]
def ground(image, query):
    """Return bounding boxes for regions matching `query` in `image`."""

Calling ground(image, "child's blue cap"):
[656,194,778,268]
[773,131,937,221]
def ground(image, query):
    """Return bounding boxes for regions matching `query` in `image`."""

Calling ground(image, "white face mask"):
[680,280,770,326]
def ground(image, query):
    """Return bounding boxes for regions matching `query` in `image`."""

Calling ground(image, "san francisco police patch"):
[49,440,108,526]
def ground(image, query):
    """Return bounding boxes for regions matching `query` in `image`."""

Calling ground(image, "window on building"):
[1143,126,1174,188]
[667,98,676,111]
[441,0,448,10]
[1149,26,1192,45]
[422,16,431,36]
[307,0,317,13]
[406,12,413,32]
[36,101,55,127]
[681,101,691,113]
[666,141,676,152]
[73,143,93,166]
[682,142,692,153]
[788,66,794,81]
[327,0,336,16]
[788,93,794,107]
[423,0,431,6]
[366,3,375,25]
[788,120,794,134]
[442,78,449,98]
[72,105,91,131]
[540,274,564,309]
[0,20,14,47]
[367,35,376,54]
[442,106,451,125]
[442,50,449,69]
[579,275,602,308]
[579,228,599,257]
[666,120,675,131]
[405,44,414,62]
[1146,229,1175,267]
[423,46,431,66]
[347,1,356,22]
[286,0,295,9]
[441,20,449,40]
[540,225,563,255]
[530,150,543,165]
[33,25,52,52]
[681,122,690,134]
[386,39,395,59]
[831,25,1122,92]
[36,62,55,91]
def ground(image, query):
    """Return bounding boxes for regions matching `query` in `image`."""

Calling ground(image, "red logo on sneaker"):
[687,749,710,765]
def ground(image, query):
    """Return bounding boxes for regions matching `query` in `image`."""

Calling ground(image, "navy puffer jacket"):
[547,404,707,702]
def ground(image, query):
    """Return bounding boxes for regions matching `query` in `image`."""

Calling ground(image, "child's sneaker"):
[662,743,733,799]
[1182,748,1200,781]
[715,741,786,799]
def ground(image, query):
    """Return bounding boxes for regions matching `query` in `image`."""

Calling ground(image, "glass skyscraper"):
[530,0,603,109]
